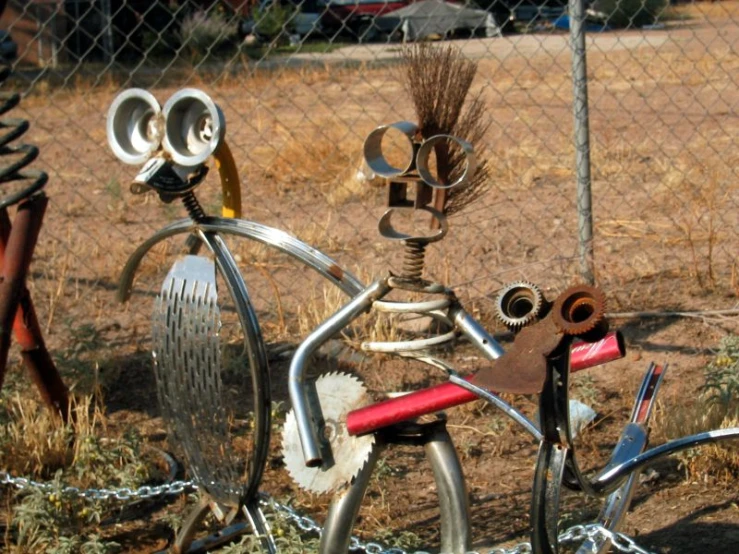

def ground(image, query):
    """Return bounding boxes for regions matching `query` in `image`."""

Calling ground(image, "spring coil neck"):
[0,65,48,209]
[181,191,206,222]
[401,239,427,281]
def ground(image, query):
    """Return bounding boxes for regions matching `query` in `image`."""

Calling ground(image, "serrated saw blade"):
[282,372,375,494]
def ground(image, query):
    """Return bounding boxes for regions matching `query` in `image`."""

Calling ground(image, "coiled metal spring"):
[401,240,427,281]
[0,66,48,209]
[182,190,207,221]
[361,278,457,361]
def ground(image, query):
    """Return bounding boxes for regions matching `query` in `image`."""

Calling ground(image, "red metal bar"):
[634,364,664,424]
[0,200,41,385]
[13,289,70,419]
[0,195,70,420]
[347,331,625,436]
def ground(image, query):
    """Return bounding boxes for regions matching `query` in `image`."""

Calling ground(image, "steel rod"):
[346,332,624,436]
[570,0,595,284]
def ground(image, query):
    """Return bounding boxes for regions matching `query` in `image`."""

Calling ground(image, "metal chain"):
[558,524,655,554]
[1,472,653,554]
[0,470,196,501]
[264,495,655,554]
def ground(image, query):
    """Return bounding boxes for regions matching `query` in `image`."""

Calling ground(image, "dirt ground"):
[1,2,738,553]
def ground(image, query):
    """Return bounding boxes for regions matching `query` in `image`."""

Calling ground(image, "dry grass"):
[654,403,739,482]
[653,335,739,482]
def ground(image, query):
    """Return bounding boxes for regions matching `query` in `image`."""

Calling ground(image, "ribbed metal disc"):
[152,255,250,506]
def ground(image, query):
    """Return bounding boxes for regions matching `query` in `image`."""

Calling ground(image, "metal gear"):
[551,284,607,337]
[495,281,545,330]
[282,372,376,494]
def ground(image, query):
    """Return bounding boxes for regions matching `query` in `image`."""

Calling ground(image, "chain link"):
[2,471,653,554]
[264,494,654,554]
[0,470,196,501]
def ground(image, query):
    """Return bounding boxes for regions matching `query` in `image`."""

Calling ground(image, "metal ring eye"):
[496,281,544,330]
[416,134,477,190]
[363,121,419,178]
[162,88,225,167]
[107,88,162,166]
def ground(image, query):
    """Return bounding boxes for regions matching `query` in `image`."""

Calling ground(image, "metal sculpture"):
[107,84,739,554]
[106,87,365,553]
[0,59,69,420]
[281,120,739,554]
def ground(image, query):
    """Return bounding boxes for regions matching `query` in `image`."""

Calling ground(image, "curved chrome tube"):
[195,230,272,501]
[118,217,364,302]
[449,374,543,441]
[288,279,392,466]
[594,427,739,492]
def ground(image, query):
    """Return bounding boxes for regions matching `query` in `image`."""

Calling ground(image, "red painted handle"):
[347,331,625,436]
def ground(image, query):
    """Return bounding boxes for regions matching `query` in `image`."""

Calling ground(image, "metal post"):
[100,0,114,63]
[569,0,595,284]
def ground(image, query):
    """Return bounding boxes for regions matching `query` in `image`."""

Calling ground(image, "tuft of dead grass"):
[0,394,103,478]
[653,335,739,482]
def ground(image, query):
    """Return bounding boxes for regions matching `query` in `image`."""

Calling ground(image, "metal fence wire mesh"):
[0,0,736,359]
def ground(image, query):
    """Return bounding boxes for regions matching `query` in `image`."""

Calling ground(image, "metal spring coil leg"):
[361,281,457,356]
[0,66,48,207]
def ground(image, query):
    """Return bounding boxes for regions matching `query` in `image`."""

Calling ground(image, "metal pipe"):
[0,197,47,391]
[450,305,506,359]
[13,289,70,419]
[424,423,472,554]
[346,332,624,436]
[570,0,595,284]
[0,197,69,419]
[288,279,392,466]
[319,448,380,554]
[117,217,364,303]
[594,427,739,493]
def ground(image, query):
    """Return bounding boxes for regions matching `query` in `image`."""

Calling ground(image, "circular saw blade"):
[282,372,375,494]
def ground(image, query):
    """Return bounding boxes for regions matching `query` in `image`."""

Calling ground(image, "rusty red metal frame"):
[0,195,69,419]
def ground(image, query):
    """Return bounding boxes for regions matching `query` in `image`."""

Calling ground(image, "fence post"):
[101,0,114,63]
[569,0,595,285]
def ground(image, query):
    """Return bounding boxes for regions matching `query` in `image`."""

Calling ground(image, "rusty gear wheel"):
[551,285,607,337]
[495,281,545,330]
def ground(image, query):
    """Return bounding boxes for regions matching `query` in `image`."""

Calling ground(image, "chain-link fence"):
[0,0,737,359]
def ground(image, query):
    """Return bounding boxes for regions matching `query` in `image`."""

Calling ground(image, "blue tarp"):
[553,15,612,32]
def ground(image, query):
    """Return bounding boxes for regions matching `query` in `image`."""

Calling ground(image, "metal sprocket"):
[282,372,376,494]
[495,281,545,330]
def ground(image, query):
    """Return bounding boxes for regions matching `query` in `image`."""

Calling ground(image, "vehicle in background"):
[224,0,325,39]
[319,0,414,41]
[475,0,567,32]
[221,0,568,43]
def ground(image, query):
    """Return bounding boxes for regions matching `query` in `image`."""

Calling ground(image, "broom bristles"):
[401,44,491,215]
